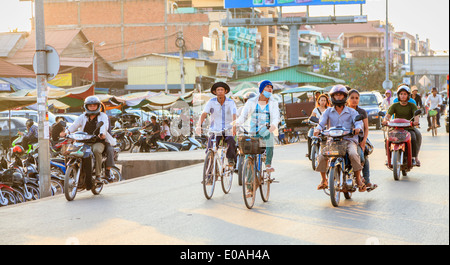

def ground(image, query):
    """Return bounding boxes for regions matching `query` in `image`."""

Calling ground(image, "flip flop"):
[317,182,328,190]
[366,183,378,192]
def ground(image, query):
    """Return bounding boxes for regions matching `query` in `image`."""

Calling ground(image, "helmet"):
[329,84,349,107]
[12,145,25,155]
[83,96,102,115]
[397,84,411,100]
[26,119,34,128]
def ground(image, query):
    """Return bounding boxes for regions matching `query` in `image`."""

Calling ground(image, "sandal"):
[358,183,367,192]
[366,183,378,192]
[317,182,328,190]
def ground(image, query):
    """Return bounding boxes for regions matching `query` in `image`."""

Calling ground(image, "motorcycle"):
[112,129,131,151]
[129,129,176,153]
[62,122,105,201]
[159,135,202,151]
[302,117,325,171]
[380,110,422,181]
[311,114,365,207]
[6,132,38,162]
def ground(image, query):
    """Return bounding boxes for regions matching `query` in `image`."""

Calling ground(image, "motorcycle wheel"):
[123,137,132,151]
[0,189,16,206]
[129,143,140,153]
[328,165,342,207]
[91,181,103,195]
[64,165,79,201]
[392,150,402,181]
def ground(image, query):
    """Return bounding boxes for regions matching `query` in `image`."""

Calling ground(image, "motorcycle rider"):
[307,94,331,159]
[18,119,38,149]
[60,96,116,190]
[143,116,161,148]
[313,85,365,192]
[347,88,377,191]
[382,84,421,166]
[196,82,237,166]
[236,80,280,173]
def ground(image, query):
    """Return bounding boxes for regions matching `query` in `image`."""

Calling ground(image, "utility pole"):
[176,30,186,94]
[164,0,168,93]
[383,0,393,91]
[34,0,51,198]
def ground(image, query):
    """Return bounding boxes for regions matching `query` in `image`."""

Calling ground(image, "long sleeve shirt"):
[315,106,363,144]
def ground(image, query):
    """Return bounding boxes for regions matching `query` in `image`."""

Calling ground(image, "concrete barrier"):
[116,150,205,180]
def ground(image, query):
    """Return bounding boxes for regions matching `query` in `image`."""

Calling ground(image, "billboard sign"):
[225,0,366,9]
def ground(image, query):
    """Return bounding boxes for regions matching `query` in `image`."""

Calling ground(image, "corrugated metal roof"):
[0,33,24,57]
[0,58,36,78]
[233,65,344,84]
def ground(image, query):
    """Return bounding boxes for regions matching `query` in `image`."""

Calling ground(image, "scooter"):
[160,135,202,151]
[381,110,422,181]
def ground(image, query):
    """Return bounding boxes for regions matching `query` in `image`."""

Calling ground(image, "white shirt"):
[425,94,443,110]
[202,97,237,135]
[66,112,117,146]
[237,95,280,136]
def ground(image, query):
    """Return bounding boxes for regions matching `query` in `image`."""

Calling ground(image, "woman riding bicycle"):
[236,80,280,173]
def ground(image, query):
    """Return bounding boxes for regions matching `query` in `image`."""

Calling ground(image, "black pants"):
[407,128,421,157]
[207,136,237,163]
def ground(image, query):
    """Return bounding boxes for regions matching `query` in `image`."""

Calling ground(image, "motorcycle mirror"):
[378,111,386,117]
[309,116,319,123]
[354,114,364,122]
[93,121,105,134]
[414,109,422,116]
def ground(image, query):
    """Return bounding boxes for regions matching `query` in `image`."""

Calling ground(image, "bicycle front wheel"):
[203,150,216,200]
[242,156,256,209]
[221,156,234,194]
[259,157,270,202]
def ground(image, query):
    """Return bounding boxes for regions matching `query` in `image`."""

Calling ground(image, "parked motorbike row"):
[116,127,205,153]
[303,110,422,207]
[0,121,123,205]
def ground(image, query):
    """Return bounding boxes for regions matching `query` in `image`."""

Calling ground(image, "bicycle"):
[239,125,276,209]
[202,131,234,200]
[429,109,438,137]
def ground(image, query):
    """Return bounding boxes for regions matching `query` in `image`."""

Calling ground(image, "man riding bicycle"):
[196,82,237,167]
[236,80,280,173]
[60,96,116,190]
[314,85,365,192]
[425,87,443,131]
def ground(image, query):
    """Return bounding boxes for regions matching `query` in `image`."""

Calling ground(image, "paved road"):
[0,118,448,245]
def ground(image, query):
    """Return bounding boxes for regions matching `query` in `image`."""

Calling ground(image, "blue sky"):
[0,0,448,52]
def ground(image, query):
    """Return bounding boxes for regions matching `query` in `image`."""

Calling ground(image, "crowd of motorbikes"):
[0,120,124,205]
[302,109,423,207]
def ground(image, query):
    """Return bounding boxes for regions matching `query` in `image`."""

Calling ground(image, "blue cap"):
[259,80,273,93]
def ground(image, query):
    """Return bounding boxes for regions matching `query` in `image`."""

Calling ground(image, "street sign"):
[383,80,393,90]
[32,45,60,81]
[405,72,415,76]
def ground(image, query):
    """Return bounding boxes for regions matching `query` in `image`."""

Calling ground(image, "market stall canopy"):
[281,85,325,94]
[0,95,39,111]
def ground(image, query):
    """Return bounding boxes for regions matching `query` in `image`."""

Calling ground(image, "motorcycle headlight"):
[329,129,344,137]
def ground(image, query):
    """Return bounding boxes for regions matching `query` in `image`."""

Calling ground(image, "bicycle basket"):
[238,136,264,155]
[322,140,347,157]
[428,109,438,117]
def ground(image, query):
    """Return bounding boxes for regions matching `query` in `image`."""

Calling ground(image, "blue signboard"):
[225,0,366,9]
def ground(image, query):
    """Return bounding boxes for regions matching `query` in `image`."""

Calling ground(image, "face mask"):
[263,91,272,99]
